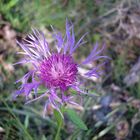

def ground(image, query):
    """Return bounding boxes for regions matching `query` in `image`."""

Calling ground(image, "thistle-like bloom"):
[14,20,108,116]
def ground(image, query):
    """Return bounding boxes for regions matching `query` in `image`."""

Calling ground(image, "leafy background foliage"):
[0,0,140,140]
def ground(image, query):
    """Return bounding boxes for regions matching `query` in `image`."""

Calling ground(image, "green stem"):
[54,119,62,140]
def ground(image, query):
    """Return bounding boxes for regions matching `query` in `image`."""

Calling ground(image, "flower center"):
[39,53,78,90]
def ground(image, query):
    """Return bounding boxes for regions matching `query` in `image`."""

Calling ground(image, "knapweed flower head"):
[14,19,109,117]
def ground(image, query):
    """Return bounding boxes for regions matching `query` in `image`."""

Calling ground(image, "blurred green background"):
[0,0,140,140]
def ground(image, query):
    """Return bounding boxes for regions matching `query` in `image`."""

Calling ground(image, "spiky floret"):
[40,53,78,91]
[14,19,109,117]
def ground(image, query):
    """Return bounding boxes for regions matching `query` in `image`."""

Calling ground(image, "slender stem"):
[54,119,62,140]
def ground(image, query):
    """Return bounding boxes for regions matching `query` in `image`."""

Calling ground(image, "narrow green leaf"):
[2,101,33,140]
[54,109,63,126]
[5,0,19,11]
[98,125,114,138]
[24,115,29,129]
[66,109,88,130]
[41,135,47,140]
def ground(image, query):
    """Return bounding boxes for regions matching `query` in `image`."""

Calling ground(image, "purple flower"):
[14,19,109,117]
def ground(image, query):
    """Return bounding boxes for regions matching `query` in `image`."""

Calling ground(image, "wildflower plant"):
[14,19,108,129]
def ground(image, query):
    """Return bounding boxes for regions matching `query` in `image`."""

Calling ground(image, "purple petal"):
[51,25,64,53]
[25,92,48,104]
[64,19,75,54]
[70,32,88,54]
[82,43,110,64]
